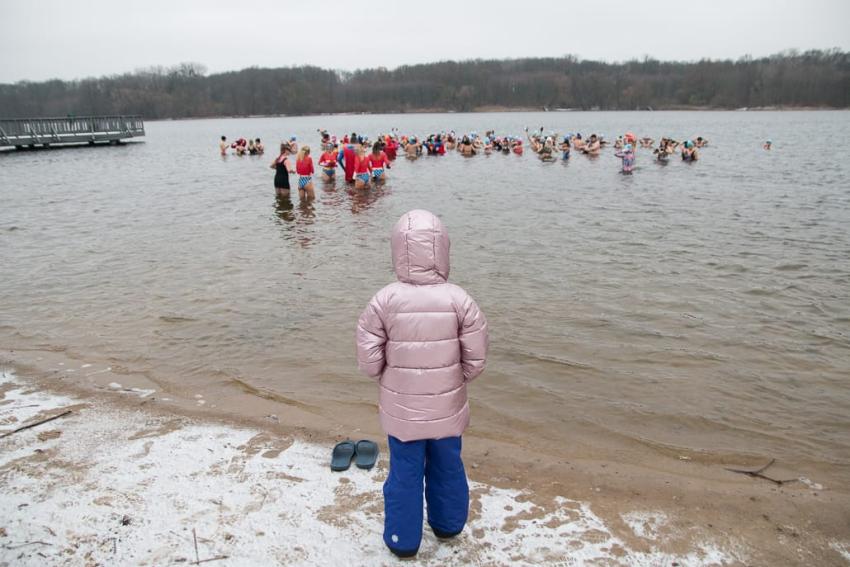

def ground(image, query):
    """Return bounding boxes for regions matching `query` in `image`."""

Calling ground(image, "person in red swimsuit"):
[368,142,390,183]
[319,145,338,182]
[341,133,359,183]
[384,135,398,161]
[354,146,372,190]
[295,145,315,200]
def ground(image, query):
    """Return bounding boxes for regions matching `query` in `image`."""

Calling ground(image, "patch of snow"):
[799,477,824,490]
[831,542,850,563]
[622,511,668,540]
[0,371,745,566]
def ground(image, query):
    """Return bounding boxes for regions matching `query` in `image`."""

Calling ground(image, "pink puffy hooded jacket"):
[356,210,489,442]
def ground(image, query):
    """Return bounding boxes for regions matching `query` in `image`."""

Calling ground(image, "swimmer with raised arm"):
[615,143,636,173]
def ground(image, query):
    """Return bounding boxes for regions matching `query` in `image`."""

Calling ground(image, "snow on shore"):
[0,371,741,566]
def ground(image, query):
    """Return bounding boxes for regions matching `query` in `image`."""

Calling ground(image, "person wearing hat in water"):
[681,140,699,161]
[615,143,636,173]
[405,136,421,159]
[560,135,572,160]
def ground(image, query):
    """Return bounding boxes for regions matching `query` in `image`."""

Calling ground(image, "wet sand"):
[3,350,849,566]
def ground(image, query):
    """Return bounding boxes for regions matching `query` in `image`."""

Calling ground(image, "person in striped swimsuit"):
[295,145,315,200]
[354,146,372,190]
[368,142,391,183]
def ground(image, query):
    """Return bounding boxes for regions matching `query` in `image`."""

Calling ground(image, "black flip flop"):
[330,440,356,471]
[354,439,379,470]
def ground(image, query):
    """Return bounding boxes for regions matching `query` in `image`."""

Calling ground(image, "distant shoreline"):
[145,105,848,122]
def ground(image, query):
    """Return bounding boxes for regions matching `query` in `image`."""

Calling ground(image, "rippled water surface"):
[2,111,849,472]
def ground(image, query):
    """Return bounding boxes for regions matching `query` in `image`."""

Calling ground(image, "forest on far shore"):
[1,50,848,119]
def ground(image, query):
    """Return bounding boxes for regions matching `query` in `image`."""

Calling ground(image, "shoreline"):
[2,349,849,565]
[140,106,850,122]
[0,369,744,566]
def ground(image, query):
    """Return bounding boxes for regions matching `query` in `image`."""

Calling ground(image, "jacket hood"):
[391,210,450,285]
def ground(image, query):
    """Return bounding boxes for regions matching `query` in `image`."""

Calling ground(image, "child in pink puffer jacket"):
[356,209,489,558]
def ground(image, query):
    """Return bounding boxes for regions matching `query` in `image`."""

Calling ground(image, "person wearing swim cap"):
[681,140,698,161]
[763,140,772,150]
[560,135,571,160]
[405,136,421,159]
[288,136,298,154]
[615,143,636,174]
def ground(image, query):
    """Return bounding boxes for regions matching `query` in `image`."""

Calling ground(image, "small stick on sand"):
[0,410,72,439]
[193,528,200,564]
[725,459,800,486]
[3,541,52,550]
[195,556,229,565]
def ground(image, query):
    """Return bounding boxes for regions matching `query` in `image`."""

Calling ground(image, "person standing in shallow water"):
[295,145,315,201]
[615,143,636,173]
[270,143,294,199]
[356,209,489,559]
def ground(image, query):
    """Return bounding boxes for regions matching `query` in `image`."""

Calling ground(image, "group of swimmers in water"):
[219,126,736,199]
[521,128,710,173]
[220,136,265,156]
[268,131,396,200]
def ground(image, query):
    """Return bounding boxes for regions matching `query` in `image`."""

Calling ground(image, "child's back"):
[356,209,488,558]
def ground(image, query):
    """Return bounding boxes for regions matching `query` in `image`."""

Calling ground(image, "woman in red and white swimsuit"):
[368,142,390,183]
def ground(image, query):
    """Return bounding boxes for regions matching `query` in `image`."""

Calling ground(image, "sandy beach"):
[2,352,849,566]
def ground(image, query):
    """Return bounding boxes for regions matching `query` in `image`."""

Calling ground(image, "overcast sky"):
[2,0,849,83]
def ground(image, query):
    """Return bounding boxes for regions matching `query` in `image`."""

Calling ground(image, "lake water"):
[2,111,849,477]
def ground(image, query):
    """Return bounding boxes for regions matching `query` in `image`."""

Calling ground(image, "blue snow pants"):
[383,435,469,555]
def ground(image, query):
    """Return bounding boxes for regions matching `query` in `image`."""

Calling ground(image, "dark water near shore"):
[2,111,849,473]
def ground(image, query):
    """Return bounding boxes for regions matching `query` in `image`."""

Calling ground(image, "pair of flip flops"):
[331,439,378,471]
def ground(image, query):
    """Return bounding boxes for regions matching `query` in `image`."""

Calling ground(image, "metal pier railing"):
[0,115,145,149]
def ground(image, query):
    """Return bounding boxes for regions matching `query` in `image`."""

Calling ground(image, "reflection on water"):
[2,111,850,475]
[272,182,390,246]
[274,195,294,221]
[274,196,318,248]
[350,184,390,215]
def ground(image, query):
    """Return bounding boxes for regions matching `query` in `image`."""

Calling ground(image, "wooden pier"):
[0,115,145,149]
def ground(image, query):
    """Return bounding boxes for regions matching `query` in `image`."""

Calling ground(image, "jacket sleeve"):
[356,294,387,379]
[459,293,488,382]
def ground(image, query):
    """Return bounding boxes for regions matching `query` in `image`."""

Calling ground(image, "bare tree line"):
[1,50,847,119]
